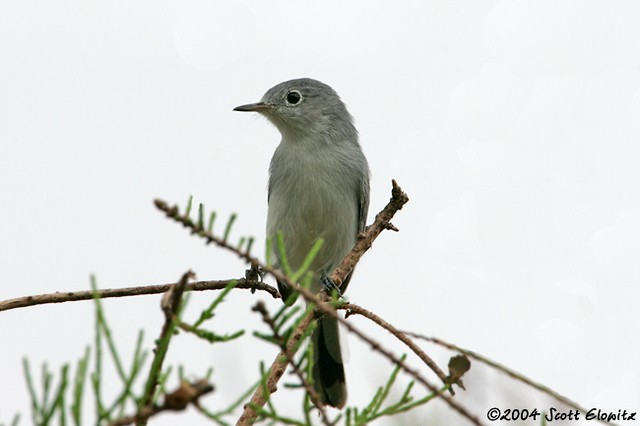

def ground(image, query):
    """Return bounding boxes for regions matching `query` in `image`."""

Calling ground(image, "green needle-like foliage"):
[22,359,69,426]
[185,195,194,219]
[207,211,216,233]
[198,203,205,229]
[275,231,292,277]
[346,354,448,426]
[223,213,237,242]
[290,239,323,283]
[193,281,238,328]
[71,346,90,426]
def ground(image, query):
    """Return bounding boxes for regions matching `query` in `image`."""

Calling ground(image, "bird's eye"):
[286,90,302,106]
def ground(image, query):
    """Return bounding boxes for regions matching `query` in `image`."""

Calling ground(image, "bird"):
[234,78,370,408]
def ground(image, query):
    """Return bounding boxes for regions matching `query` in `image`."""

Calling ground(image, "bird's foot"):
[320,274,342,298]
[245,263,265,294]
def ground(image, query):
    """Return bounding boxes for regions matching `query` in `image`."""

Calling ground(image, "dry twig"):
[108,379,213,426]
[252,301,334,425]
[405,333,614,425]
[0,278,278,313]
[342,303,453,389]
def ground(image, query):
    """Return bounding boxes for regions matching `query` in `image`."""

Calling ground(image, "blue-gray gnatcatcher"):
[234,78,370,408]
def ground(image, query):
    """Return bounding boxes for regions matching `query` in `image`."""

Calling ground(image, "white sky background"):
[1,1,639,425]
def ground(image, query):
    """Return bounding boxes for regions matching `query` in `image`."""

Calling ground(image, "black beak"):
[233,102,271,112]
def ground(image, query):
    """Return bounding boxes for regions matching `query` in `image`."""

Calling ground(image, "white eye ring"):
[285,90,303,106]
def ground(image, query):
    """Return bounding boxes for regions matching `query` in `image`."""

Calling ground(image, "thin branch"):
[239,291,484,425]
[294,292,481,425]
[237,308,316,426]
[252,301,334,426]
[0,278,278,313]
[341,303,452,390]
[153,179,409,288]
[138,270,192,425]
[108,379,213,426]
[406,333,613,425]
[331,179,409,287]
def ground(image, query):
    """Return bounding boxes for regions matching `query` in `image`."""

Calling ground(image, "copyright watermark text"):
[486,407,637,422]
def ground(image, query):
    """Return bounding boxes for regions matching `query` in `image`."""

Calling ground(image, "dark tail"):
[311,315,347,408]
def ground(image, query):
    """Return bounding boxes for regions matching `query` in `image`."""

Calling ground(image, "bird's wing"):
[358,172,370,233]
